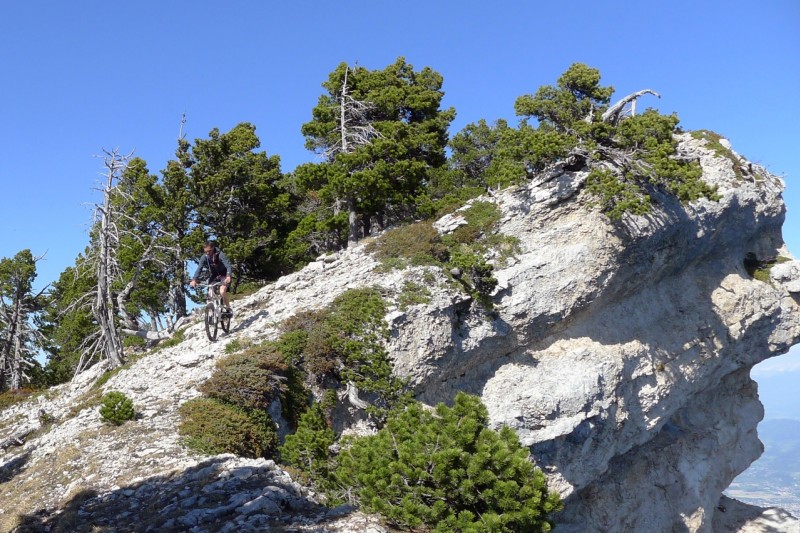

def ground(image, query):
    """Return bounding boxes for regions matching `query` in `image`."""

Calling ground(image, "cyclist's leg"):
[220,277,232,312]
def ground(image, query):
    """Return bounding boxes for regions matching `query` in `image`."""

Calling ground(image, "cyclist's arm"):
[218,250,233,281]
[190,256,207,286]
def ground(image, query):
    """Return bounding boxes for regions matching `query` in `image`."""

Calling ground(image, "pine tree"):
[0,250,46,391]
[333,393,563,532]
[296,57,455,248]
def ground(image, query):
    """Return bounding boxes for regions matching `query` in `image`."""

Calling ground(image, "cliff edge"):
[1,132,798,532]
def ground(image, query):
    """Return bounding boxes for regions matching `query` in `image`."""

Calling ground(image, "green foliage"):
[0,249,46,392]
[275,288,408,421]
[224,338,245,354]
[280,402,336,486]
[98,391,136,426]
[368,202,506,302]
[0,388,34,413]
[485,126,575,188]
[333,393,562,532]
[398,281,432,310]
[122,335,146,349]
[297,57,455,245]
[189,123,295,280]
[366,221,448,269]
[585,168,651,220]
[40,261,100,385]
[515,62,614,133]
[691,129,747,182]
[154,329,186,351]
[464,63,721,219]
[451,201,502,243]
[449,248,498,297]
[745,254,791,284]
[199,345,288,411]
[178,397,277,458]
[324,289,407,417]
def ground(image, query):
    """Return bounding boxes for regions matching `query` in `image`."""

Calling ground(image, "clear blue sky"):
[2,2,799,367]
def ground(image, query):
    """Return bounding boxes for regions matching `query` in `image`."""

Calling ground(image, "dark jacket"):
[192,248,232,281]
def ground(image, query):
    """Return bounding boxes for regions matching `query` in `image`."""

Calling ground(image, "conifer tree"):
[0,250,46,391]
[333,393,562,532]
[296,57,455,249]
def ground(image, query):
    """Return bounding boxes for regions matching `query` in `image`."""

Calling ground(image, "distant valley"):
[726,418,800,517]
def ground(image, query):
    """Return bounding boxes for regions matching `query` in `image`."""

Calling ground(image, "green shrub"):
[0,389,35,413]
[155,329,185,350]
[274,289,408,420]
[178,397,277,458]
[199,346,288,411]
[691,129,747,182]
[585,168,651,220]
[398,281,432,310]
[367,221,449,269]
[745,253,791,284]
[280,402,336,486]
[122,335,146,349]
[98,391,136,426]
[333,393,562,532]
[224,338,245,354]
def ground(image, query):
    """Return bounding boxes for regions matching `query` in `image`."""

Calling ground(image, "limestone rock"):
[0,133,797,532]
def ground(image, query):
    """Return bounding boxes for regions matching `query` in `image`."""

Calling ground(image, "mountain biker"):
[189,241,233,316]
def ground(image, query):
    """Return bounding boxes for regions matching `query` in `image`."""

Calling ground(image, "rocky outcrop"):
[0,133,798,532]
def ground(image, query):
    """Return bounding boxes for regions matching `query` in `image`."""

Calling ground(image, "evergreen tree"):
[39,260,97,385]
[480,63,717,216]
[0,250,46,391]
[186,122,294,284]
[333,393,562,532]
[296,57,455,248]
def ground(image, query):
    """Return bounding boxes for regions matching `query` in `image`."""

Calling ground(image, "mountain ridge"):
[1,132,799,532]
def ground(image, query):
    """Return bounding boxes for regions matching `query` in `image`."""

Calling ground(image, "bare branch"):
[602,89,661,125]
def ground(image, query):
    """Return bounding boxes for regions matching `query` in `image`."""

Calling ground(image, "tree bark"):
[601,89,661,125]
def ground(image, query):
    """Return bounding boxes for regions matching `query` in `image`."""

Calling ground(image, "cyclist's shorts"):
[212,274,231,288]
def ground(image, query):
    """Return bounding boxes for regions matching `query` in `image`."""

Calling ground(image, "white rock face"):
[0,133,797,532]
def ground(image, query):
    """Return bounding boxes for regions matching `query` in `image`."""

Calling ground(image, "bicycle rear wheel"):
[221,311,231,334]
[205,303,218,341]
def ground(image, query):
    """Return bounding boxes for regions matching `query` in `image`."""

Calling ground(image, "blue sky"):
[2,2,799,377]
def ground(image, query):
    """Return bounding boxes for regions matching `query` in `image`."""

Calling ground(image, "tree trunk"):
[347,195,359,247]
[94,156,125,369]
[601,89,661,125]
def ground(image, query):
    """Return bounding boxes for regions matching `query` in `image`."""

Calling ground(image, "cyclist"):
[189,241,233,316]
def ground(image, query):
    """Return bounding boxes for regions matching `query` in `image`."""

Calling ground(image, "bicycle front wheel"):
[205,303,218,341]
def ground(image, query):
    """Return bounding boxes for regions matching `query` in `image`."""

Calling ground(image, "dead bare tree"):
[601,89,661,125]
[72,148,189,351]
[324,66,382,246]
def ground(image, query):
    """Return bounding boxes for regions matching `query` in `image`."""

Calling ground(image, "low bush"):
[155,329,186,350]
[366,221,448,268]
[178,397,277,458]
[98,391,135,426]
[280,402,336,486]
[199,346,288,411]
[332,393,563,532]
[0,389,35,413]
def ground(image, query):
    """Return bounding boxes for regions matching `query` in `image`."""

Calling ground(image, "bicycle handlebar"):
[194,281,224,289]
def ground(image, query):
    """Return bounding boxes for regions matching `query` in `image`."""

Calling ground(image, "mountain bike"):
[198,281,231,341]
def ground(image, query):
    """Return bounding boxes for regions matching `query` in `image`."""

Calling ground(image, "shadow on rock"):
[11,456,328,533]
[0,451,30,484]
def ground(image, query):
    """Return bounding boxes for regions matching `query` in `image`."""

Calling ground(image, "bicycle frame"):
[196,282,230,341]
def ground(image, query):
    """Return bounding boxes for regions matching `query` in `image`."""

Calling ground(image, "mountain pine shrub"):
[280,402,336,487]
[178,397,277,458]
[98,391,135,426]
[332,393,562,532]
[199,344,288,411]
